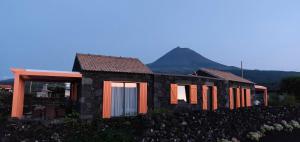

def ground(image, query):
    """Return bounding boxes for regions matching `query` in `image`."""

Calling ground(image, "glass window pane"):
[124,83,137,116]
[177,85,187,102]
[111,83,124,117]
[112,83,124,87]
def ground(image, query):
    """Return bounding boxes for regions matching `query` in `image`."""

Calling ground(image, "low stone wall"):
[1,106,300,142]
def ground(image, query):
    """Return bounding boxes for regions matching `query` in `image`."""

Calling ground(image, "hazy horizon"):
[1,0,300,79]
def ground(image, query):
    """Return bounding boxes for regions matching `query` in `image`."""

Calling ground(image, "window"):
[177,85,187,102]
[253,92,263,106]
[111,82,137,117]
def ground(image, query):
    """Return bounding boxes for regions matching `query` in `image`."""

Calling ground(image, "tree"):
[280,76,300,102]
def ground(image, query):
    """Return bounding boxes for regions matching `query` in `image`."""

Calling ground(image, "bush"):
[247,131,264,141]
[269,93,299,106]
[274,123,284,131]
[290,120,300,128]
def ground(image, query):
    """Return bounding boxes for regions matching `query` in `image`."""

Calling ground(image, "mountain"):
[229,69,300,90]
[147,47,300,90]
[148,47,238,74]
[0,78,14,85]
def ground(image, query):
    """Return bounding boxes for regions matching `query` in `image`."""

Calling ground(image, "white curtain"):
[111,82,137,117]
[125,83,137,116]
[111,83,124,117]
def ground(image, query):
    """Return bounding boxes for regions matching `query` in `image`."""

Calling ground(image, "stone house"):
[72,53,260,119]
[10,53,268,119]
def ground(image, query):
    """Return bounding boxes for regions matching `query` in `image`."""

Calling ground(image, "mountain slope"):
[229,69,300,90]
[148,47,237,74]
[147,47,300,90]
[0,79,13,85]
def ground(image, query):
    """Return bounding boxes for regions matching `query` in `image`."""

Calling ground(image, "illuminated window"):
[177,85,187,102]
[111,82,137,117]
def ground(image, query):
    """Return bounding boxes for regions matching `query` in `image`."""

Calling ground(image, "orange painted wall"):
[138,83,148,114]
[246,89,251,107]
[170,84,178,104]
[229,87,234,109]
[11,68,82,78]
[102,81,112,118]
[11,74,25,118]
[212,86,218,110]
[241,88,245,107]
[189,85,197,104]
[236,87,241,108]
[10,68,82,119]
[202,85,208,110]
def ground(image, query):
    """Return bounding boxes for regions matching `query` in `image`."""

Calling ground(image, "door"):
[207,86,213,111]
[232,88,237,109]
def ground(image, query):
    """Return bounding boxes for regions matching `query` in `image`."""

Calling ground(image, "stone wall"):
[78,71,153,119]
[153,74,228,111]
[77,71,255,119]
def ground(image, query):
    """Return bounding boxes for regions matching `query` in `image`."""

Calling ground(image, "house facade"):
[197,68,255,109]
[72,53,153,119]
[71,53,263,119]
[152,73,225,112]
[10,53,268,119]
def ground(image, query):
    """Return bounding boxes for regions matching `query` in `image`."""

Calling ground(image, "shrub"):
[150,108,172,114]
[260,124,274,133]
[290,120,300,129]
[217,138,232,142]
[247,131,264,141]
[273,123,284,131]
[281,120,293,132]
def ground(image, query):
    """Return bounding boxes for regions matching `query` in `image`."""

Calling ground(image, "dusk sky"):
[1,0,300,79]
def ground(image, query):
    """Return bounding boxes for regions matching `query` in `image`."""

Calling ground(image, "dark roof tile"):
[198,68,254,84]
[76,53,153,74]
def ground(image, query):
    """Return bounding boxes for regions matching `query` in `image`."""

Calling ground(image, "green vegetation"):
[64,117,141,142]
[0,92,11,123]
[268,76,300,106]
[149,108,172,114]
[280,76,300,101]
[269,93,298,106]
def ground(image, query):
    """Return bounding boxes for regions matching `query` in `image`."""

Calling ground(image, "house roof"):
[198,68,254,84]
[153,73,224,81]
[75,53,153,74]
[0,84,12,89]
[255,85,267,90]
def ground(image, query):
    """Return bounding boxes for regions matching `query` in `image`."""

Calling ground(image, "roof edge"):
[198,68,254,84]
[76,53,140,60]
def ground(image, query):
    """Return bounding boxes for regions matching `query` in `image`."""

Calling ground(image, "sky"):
[1,0,300,79]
